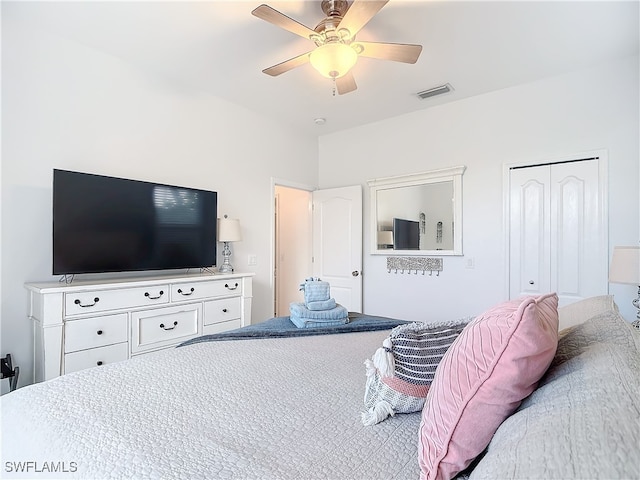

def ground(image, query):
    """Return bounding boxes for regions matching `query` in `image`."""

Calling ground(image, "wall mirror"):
[368,166,466,256]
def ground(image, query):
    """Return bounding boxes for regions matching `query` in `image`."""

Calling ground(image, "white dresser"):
[25,272,254,382]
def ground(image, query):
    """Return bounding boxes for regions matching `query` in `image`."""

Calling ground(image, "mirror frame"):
[368,166,466,256]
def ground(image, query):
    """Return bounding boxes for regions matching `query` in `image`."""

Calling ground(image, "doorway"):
[272,182,364,317]
[273,184,312,317]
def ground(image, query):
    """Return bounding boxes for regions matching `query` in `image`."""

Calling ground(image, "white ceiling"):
[7,0,639,137]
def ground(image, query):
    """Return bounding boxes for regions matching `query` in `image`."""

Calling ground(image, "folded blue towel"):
[299,278,330,303]
[289,302,348,320]
[290,314,348,329]
[306,298,337,311]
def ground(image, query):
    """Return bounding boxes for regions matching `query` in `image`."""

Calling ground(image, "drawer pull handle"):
[97,330,103,335]
[74,297,100,308]
[145,290,164,300]
[222,308,228,313]
[160,321,178,331]
[96,361,103,366]
[225,283,239,291]
[177,287,195,296]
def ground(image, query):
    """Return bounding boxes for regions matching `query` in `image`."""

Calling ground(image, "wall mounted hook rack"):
[386,256,443,276]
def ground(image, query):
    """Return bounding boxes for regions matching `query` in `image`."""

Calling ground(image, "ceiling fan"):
[252,0,422,95]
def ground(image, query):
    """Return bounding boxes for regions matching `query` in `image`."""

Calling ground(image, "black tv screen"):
[393,217,420,250]
[53,169,217,275]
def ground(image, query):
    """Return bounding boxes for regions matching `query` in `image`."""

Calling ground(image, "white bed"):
[1,329,421,479]
[3,297,638,480]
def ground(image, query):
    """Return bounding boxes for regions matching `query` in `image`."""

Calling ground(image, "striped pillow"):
[393,322,466,385]
[362,318,470,426]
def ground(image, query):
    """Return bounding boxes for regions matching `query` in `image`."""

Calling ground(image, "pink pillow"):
[418,293,559,480]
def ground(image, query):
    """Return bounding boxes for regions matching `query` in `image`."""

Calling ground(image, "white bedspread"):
[1,330,421,479]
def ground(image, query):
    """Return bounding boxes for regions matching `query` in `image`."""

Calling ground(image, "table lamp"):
[377,230,394,249]
[609,245,640,326]
[218,215,242,273]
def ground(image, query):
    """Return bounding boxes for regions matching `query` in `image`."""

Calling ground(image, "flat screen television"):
[393,217,420,250]
[53,169,217,275]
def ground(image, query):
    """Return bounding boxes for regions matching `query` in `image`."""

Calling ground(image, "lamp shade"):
[377,230,394,246]
[309,43,358,79]
[218,217,242,242]
[609,246,640,284]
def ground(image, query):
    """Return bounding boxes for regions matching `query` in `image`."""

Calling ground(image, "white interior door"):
[312,186,363,312]
[509,158,606,306]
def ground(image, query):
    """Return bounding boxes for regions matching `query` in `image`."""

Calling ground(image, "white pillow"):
[558,295,617,331]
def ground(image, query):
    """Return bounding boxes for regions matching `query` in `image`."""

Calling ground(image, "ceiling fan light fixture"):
[309,43,357,78]
[253,0,422,94]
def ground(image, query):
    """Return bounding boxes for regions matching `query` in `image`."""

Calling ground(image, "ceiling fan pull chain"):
[332,77,337,97]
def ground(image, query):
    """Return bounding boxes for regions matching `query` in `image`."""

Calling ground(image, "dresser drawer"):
[131,304,200,354]
[204,297,241,326]
[202,318,242,335]
[170,280,241,302]
[64,342,129,374]
[65,285,169,316]
[65,313,128,353]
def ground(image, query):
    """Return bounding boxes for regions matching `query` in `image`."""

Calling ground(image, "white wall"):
[1,17,319,391]
[319,55,640,323]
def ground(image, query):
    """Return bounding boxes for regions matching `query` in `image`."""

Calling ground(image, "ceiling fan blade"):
[338,0,389,38]
[262,51,312,77]
[252,4,317,40]
[354,41,422,64]
[336,72,357,95]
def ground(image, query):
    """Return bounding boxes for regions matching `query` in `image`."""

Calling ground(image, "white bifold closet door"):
[509,158,606,307]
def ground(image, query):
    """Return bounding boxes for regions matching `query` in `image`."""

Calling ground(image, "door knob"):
[352,271,360,277]
[529,280,535,285]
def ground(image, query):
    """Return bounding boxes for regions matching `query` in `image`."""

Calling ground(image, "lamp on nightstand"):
[217,215,242,274]
[609,246,640,327]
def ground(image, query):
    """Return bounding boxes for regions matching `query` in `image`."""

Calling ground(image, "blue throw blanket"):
[178,313,409,346]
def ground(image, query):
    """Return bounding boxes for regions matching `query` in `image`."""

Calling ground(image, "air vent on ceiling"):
[416,83,453,100]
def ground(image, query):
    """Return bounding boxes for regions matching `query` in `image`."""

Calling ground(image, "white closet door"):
[550,160,604,305]
[509,159,606,306]
[509,165,551,297]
